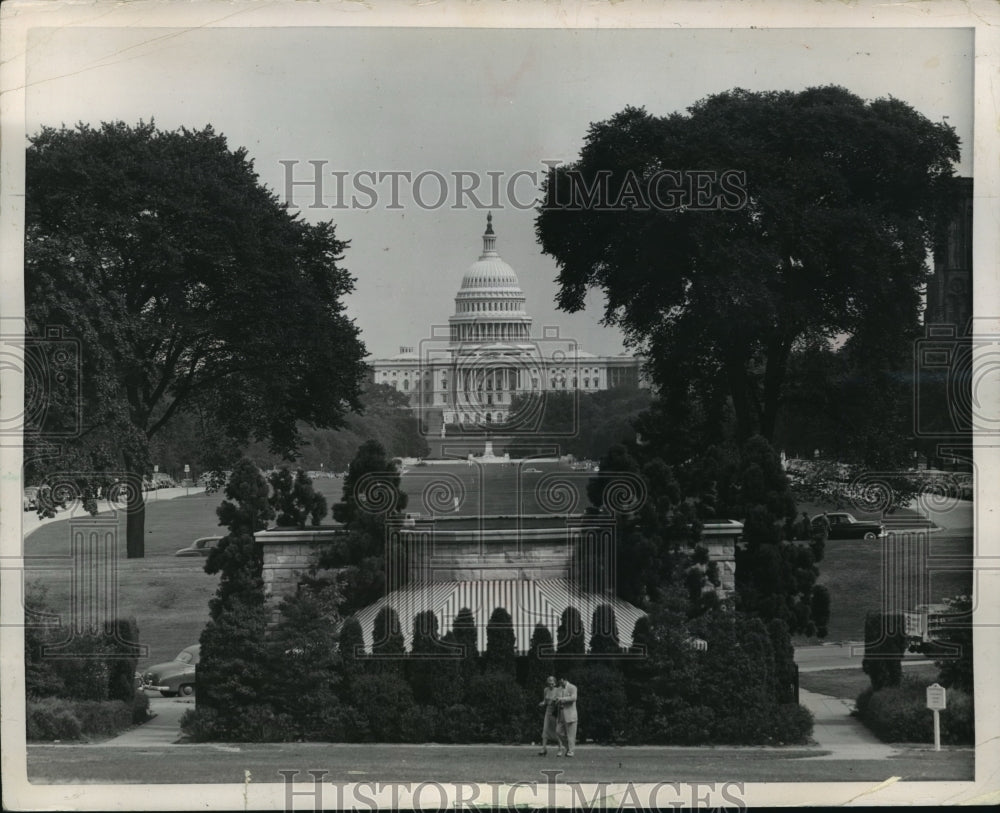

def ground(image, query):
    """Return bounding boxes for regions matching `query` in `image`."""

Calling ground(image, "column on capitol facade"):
[367,214,648,423]
[446,212,533,426]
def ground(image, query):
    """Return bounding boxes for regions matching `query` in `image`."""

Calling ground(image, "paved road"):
[795,644,936,672]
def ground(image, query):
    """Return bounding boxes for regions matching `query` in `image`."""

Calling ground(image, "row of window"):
[388,378,600,394]
[456,299,522,312]
[381,366,605,378]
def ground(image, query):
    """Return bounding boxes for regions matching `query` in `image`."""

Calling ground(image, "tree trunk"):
[725,355,756,442]
[760,339,792,443]
[123,458,146,558]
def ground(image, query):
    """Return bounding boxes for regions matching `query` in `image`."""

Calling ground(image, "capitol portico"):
[370,214,646,431]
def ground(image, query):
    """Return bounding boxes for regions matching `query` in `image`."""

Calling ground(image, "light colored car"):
[175,536,221,557]
[23,486,39,511]
[141,644,200,697]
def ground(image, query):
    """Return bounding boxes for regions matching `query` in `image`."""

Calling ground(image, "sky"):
[23,25,974,359]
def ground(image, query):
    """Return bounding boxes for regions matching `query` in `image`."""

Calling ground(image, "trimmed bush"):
[645,702,716,746]
[862,612,906,690]
[568,664,629,743]
[26,697,137,741]
[26,698,83,741]
[351,673,415,742]
[71,700,132,738]
[856,677,974,745]
[399,705,439,742]
[437,704,478,744]
[760,703,814,745]
[485,607,517,675]
[465,673,527,743]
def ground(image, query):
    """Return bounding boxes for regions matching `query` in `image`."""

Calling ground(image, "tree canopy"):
[25,121,367,556]
[536,87,961,443]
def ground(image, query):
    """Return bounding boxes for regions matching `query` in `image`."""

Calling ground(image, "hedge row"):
[184,598,814,746]
[855,677,974,745]
[26,693,149,742]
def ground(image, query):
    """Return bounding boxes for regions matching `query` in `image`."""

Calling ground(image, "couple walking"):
[538,675,578,757]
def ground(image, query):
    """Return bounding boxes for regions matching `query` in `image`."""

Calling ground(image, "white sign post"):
[184,464,190,495]
[926,683,947,751]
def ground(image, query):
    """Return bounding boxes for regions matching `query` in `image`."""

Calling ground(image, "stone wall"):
[257,519,743,606]
[257,528,345,606]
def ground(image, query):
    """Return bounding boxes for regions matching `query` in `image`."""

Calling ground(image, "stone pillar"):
[701,520,742,599]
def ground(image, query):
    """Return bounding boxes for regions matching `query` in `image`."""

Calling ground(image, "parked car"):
[811,512,885,541]
[175,536,221,557]
[141,644,200,697]
[23,486,39,511]
[151,472,177,489]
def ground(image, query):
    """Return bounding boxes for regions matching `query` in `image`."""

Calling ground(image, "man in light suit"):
[555,677,578,757]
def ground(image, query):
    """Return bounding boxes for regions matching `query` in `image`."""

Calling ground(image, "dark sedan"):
[811,512,885,541]
[174,536,221,557]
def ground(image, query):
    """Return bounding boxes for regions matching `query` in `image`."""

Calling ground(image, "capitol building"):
[370,214,646,433]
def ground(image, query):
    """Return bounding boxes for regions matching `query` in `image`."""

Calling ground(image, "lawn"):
[23,479,347,669]
[21,467,972,668]
[798,663,939,700]
[793,527,972,645]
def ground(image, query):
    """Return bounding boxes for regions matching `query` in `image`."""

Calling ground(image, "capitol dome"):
[450,214,532,345]
[457,213,524,294]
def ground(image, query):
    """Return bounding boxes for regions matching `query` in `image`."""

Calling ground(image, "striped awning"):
[352,579,646,654]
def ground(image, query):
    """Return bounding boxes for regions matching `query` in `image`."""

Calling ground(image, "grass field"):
[798,663,939,700]
[797,529,972,645]
[21,462,972,669]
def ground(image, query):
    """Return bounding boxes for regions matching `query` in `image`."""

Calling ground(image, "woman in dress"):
[538,675,559,755]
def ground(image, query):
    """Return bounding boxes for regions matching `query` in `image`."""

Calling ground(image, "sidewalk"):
[798,689,896,759]
[100,697,193,747]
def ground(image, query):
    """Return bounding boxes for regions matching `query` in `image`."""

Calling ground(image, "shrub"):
[934,595,973,693]
[26,698,82,741]
[862,612,906,690]
[465,673,527,743]
[320,704,370,743]
[941,687,975,745]
[26,697,138,741]
[759,703,814,745]
[437,704,478,744]
[768,618,797,704]
[856,677,974,745]
[71,700,133,738]
[351,673,415,742]
[265,587,343,739]
[485,607,517,675]
[182,701,300,743]
[568,665,629,743]
[588,605,621,655]
[652,703,716,746]
[400,705,439,742]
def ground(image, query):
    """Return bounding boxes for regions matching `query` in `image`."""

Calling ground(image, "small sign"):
[926,683,947,711]
[904,612,925,639]
[184,464,190,473]
[153,464,158,473]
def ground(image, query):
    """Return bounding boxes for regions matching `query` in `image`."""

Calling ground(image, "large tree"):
[25,121,367,556]
[536,87,961,443]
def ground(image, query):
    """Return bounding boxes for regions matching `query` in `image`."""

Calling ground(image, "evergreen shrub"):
[568,664,629,744]
[465,673,527,743]
[25,697,135,741]
[856,677,973,745]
